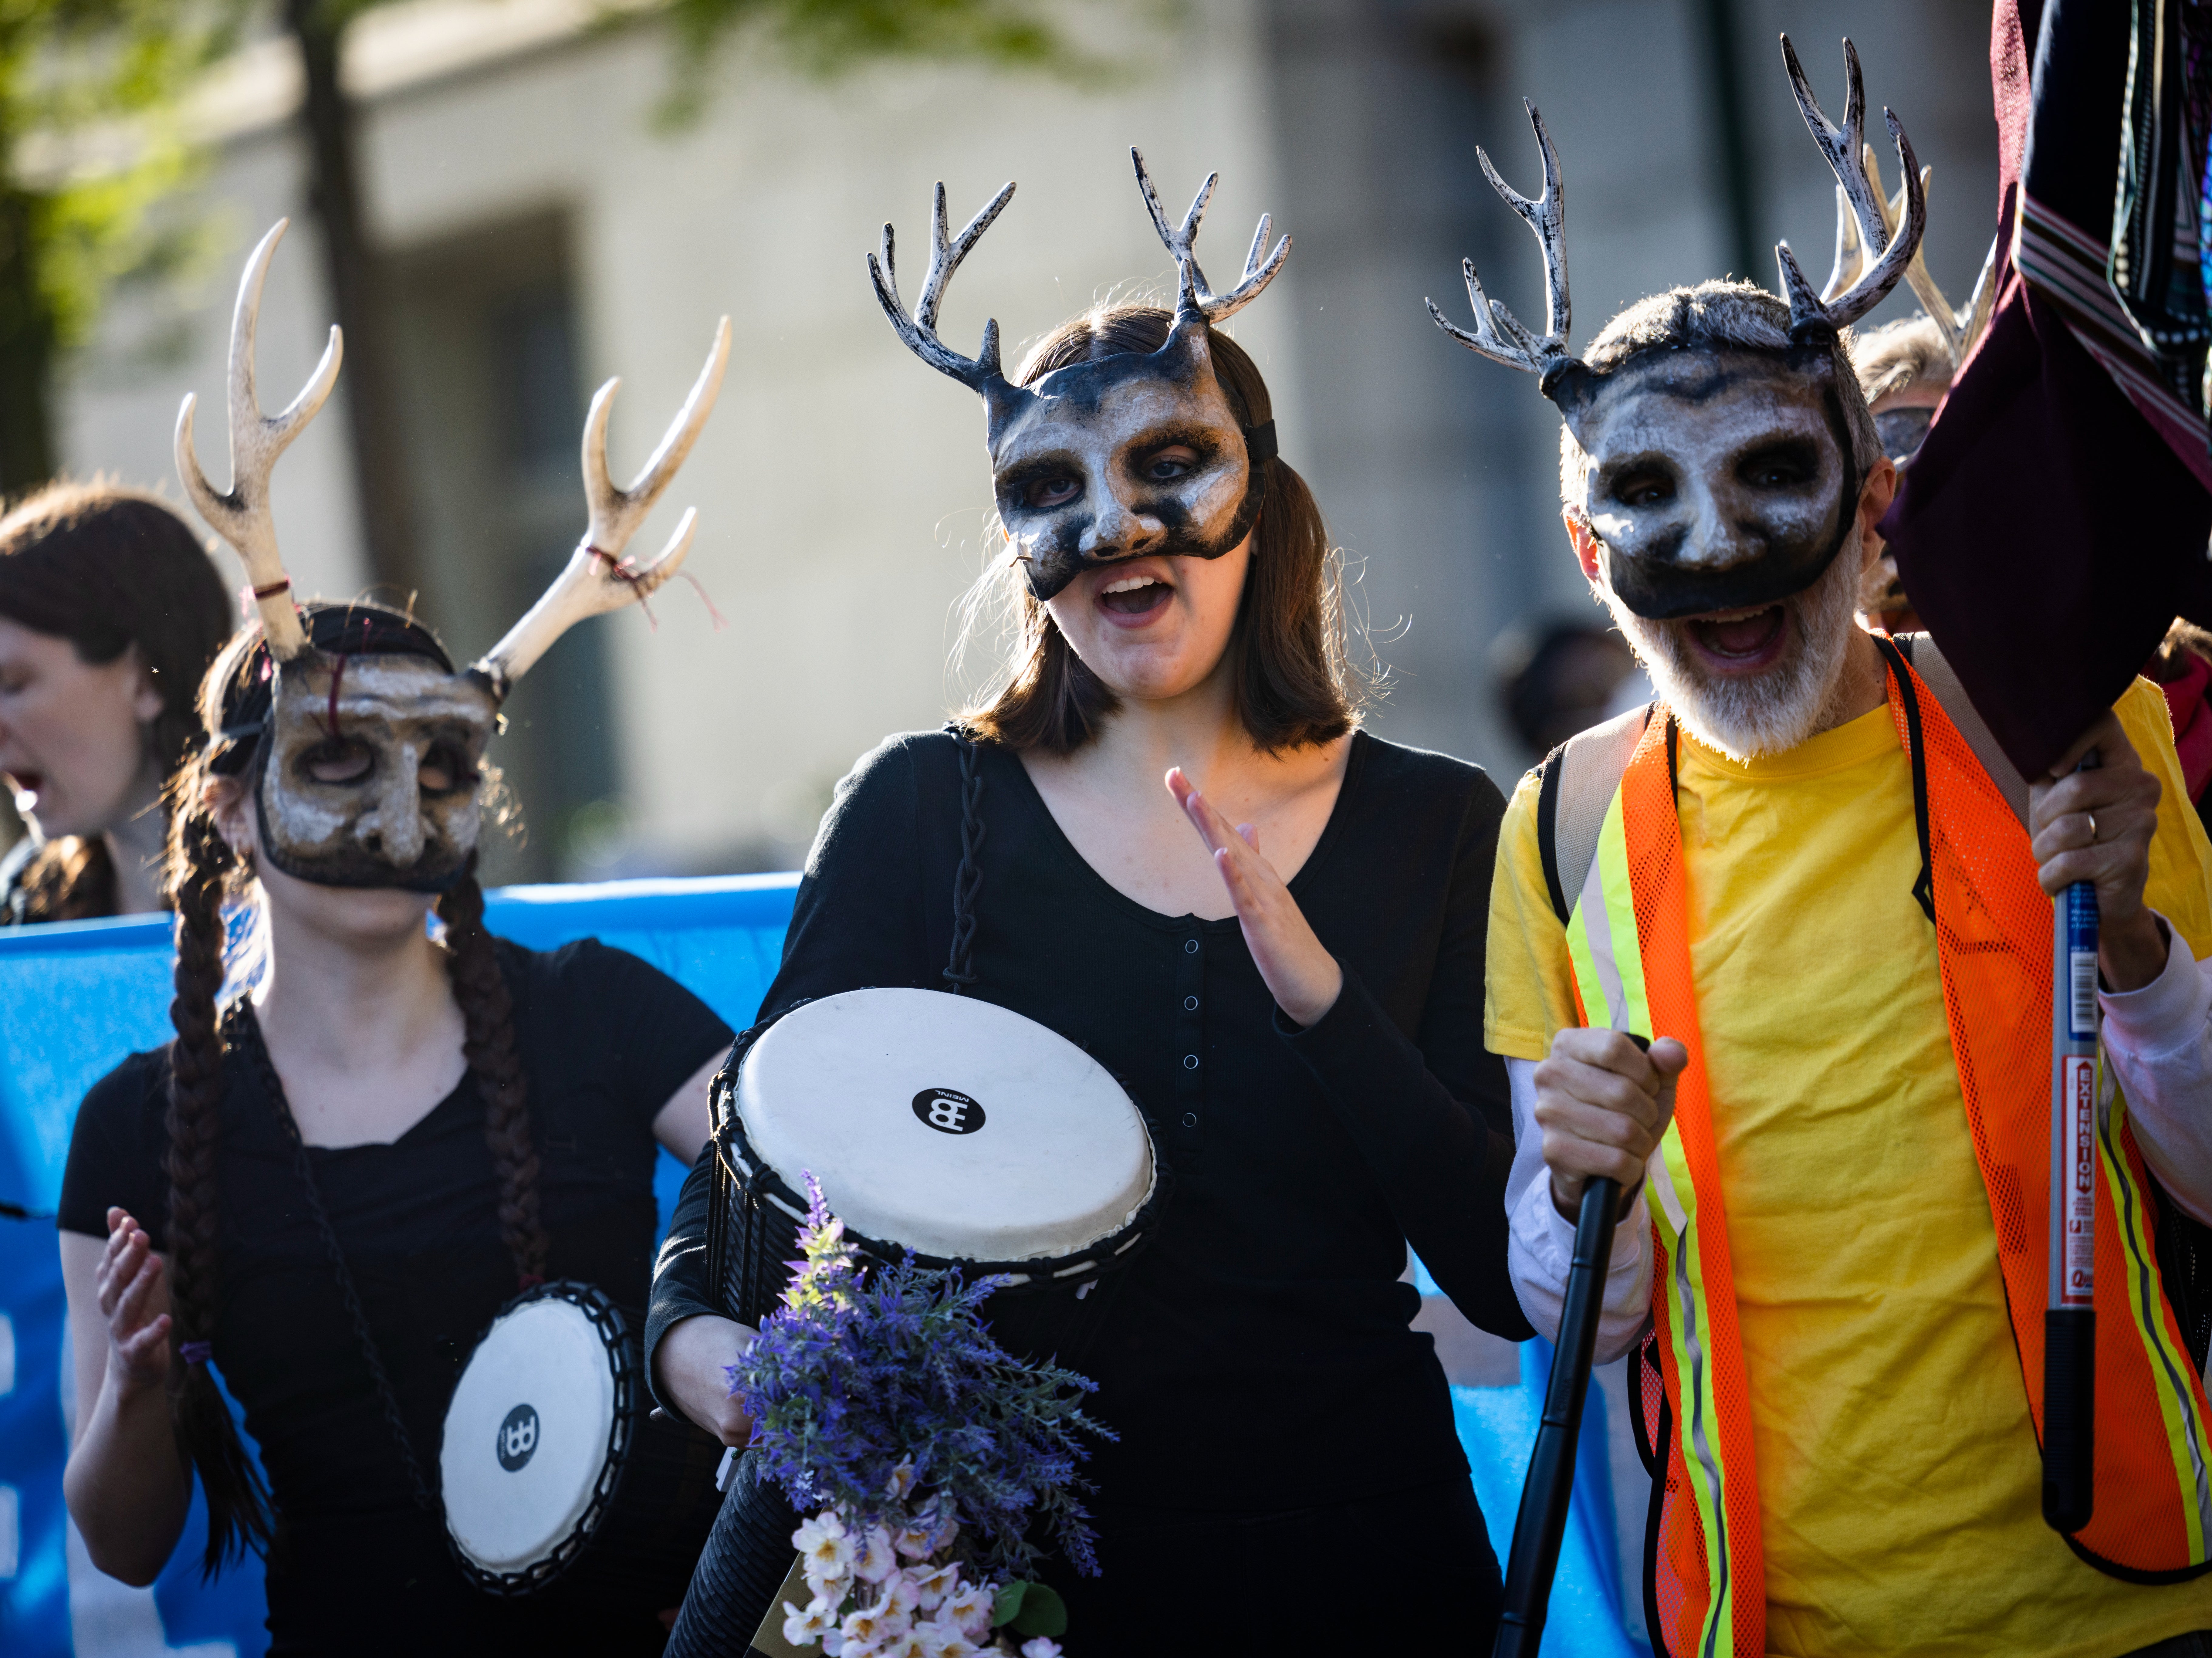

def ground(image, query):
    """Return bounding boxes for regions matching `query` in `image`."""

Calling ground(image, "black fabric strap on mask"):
[1243,420,1278,465]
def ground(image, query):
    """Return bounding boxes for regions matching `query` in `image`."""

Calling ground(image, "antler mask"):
[178,221,730,891]
[870,150,1289,601]
[1429,37,1929,622]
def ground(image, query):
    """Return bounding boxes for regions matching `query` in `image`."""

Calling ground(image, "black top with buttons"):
[648,729,1530,1514]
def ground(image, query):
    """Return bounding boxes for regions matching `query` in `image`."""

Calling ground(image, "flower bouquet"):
[726,1176,1111,1657]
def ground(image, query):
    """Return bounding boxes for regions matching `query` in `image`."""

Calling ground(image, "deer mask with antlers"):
[1429,37,1932,624]
[871,150,1289,601]
[178,221,729,892]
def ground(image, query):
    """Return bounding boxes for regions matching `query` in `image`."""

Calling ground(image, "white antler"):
[174,219,341,662]
[472,316,732,697]
[1427,101,1578,385]
[1130,149,1290,322]
[1775,36,1925,341]
[1843,145,1998,370]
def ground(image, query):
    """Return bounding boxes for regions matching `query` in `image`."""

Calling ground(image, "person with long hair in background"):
[0,483,232,921]
[649,158,1531,1653]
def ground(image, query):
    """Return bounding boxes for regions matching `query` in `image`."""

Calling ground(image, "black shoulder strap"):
[1537,746,1571,926]
[1872,634,1937,925]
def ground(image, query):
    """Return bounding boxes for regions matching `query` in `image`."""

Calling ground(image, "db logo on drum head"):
[912,1088,985,1135]
[497,1403,540,1471]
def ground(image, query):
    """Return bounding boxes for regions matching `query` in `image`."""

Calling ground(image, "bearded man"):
[1443,40,2212,1658]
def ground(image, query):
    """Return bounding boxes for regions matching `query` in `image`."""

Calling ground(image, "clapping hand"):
[96,1207,171,1396]
[1167,766,1343,1027]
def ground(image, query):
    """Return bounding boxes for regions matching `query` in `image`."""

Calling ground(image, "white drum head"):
[737,987,1153,1262]
[441,1296,617,1575]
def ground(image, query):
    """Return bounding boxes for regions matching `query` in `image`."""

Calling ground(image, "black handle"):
[1493,1172,1623,1658]
[2042,1306,2096,1533]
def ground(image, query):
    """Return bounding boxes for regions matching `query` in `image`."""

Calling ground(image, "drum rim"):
[439,1279,637,1598]
[707,1044,1173,1301]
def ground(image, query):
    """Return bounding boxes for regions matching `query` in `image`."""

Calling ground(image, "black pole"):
[1493,1171,1622,1658]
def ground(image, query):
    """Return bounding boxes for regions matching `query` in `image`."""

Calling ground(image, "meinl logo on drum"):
[912,1088,986,1135]
[497,1403,540,1471]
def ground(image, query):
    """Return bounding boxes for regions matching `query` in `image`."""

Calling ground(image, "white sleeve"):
[2099,916,2212,1226]
[1506,1057,1655,1363]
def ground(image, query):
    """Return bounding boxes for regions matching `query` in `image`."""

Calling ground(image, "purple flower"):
[727,1176,1111,1582]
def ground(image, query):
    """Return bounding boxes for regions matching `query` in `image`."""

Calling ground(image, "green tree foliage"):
[651,0,1112,126]
[0,0,217,492]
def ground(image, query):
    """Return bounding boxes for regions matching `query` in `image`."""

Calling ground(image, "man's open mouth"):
[1684,604,1787,668]
[1099,573,1173,620]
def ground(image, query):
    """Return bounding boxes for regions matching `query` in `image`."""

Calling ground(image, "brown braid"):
[437,854,549,1288]
[159,785,273,1575]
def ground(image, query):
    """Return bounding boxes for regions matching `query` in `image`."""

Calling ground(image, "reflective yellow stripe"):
[1653,1126,1736,1658]
[1566,792,1649,1037]
[2100,1080,2212,1562]
[1566,788,1734,1658]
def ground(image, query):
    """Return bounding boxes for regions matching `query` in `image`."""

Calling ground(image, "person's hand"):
[1533,1030,1689,1220]
[1167,767,1343,1027]
[97,1208,170,1398]
[654,1314,756,1447]
[2030,710,2166,993]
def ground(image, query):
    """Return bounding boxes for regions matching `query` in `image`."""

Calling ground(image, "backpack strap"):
[1541,702,1655,926]
[1895,632,2031,829]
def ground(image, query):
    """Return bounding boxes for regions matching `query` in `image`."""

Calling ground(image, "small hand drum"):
[707,987,1167,1358]
[440,1283,634,1595]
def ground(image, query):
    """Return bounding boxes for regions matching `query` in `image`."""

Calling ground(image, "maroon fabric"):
[1882,273,2212,778]
[2161,650,2212,801]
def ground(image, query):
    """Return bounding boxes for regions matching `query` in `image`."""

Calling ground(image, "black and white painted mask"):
[180,220,729,891]
[1563,348,1863,621]
[1429,39,1936,621]
[870,151,1288,601]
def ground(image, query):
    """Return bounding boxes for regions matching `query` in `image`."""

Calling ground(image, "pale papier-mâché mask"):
[178,219,731,891]
[869,149,1288,601]
[1427,37,2001,622]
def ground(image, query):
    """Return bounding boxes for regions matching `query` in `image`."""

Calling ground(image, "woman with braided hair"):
[52,225,738,1651]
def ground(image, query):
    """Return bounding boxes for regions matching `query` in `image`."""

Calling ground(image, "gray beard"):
[1602,547,1865,762]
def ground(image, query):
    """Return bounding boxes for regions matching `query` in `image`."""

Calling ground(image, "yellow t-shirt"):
[1485,679,2212,1658]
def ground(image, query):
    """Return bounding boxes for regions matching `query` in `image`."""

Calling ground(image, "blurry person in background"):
[1492,619,1645,760]
[2148,618,2212,839]
[0,484,232,923]
[1850,314,1951,634]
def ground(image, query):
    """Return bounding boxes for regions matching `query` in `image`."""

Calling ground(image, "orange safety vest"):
[1558,649,2212,1658]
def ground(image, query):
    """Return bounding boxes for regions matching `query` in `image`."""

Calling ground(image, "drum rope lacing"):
[941,733,987,992]
[227,1004,439,1515]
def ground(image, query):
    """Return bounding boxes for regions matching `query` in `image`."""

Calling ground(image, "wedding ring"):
[2087,812,2099,844]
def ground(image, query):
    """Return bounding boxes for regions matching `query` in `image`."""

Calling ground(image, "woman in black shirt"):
[56,605,733,1654]
[650,238,1531,1650]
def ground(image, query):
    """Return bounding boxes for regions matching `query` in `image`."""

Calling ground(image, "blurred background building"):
[38,0,1997,882]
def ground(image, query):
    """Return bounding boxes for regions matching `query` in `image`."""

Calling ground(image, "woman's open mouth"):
[1098,572,1173,624]
[1683,604,1788,673]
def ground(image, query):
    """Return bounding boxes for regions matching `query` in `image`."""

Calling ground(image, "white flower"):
[793,1512,854,1578]
[853,1526,897,1583]
[821,1632,846,1658]
[804,1562,853,1607]
[893,1523,936,1560]
[879,1571,924,1617]
[874,1633,930,1658]
[907,1560,960,1610]
[944,1582,996,1640]
[884,1458,918,1501]
[841,1590,911,1648]
[1020,1640,1064,1658]
[783,1596,840,1647]
[914,1626,980,1658]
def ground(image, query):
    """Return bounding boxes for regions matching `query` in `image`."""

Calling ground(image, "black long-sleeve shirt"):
[649,728,1530,1514]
